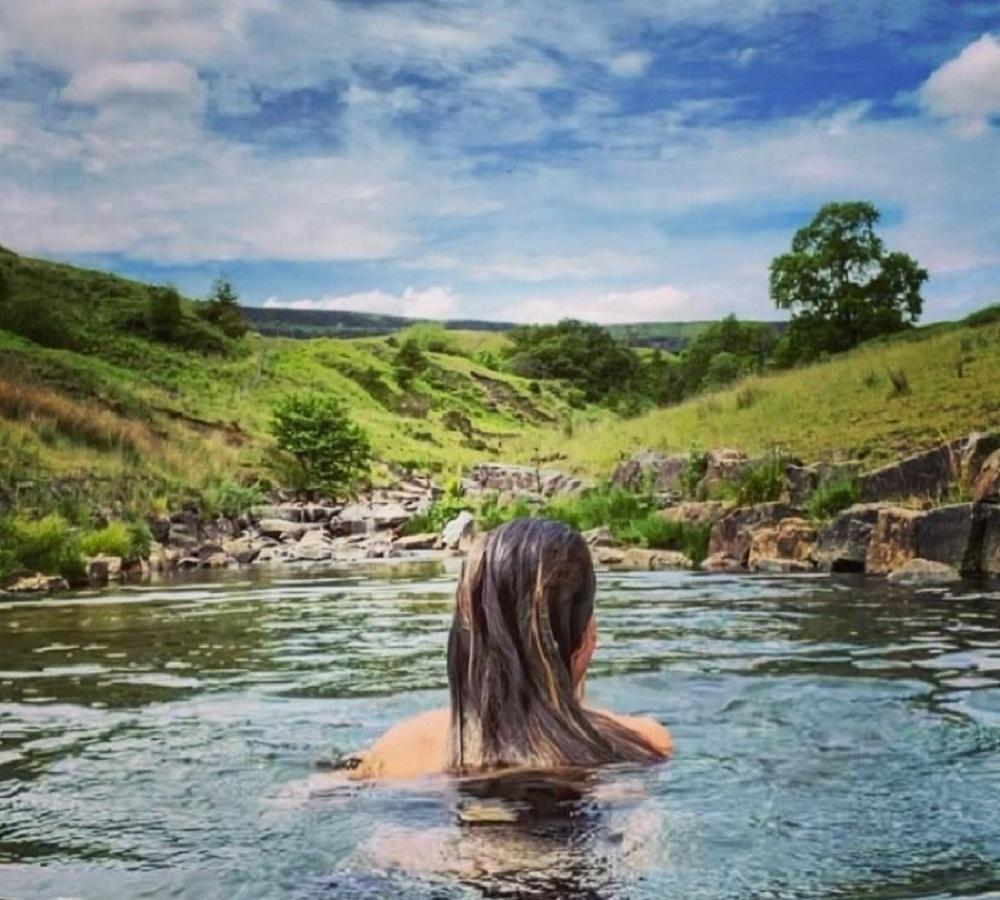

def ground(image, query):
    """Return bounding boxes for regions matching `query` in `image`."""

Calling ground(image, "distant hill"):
[241,306,515,339]
[605,320,787,351]
[244,305,786,351]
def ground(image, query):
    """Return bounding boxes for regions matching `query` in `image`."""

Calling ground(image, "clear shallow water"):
[2,562,1000,900]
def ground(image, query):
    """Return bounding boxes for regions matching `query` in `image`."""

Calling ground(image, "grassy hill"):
[0,248,574,511]
[1,246,997,516]
[605,320,786,350]
[512,308,1000,472]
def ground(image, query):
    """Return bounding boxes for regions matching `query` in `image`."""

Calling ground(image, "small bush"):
[715,451,787,506]
[805,478,860,521]
[201,479,265,518]
[271,393,371,496]
[679,448,709,498]
[0,514,85,582]
[80,521,133,558]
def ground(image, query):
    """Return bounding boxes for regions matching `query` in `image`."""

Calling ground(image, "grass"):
[805,478,861,521]
[510,315,1000,474]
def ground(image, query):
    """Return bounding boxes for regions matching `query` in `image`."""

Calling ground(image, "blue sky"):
[0,1,997,323]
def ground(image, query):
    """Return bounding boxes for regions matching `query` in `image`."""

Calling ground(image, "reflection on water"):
[1,563,1000,899]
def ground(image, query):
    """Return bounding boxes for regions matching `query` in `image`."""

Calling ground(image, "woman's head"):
[447,518,661,771]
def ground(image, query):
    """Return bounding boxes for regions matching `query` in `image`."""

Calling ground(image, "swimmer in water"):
[347,517,672,780]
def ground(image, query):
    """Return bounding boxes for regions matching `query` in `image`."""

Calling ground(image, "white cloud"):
[607,51,652,78]
[498,284,695,324]
[62,60,203,106]
[265,286,461,319]
[919,33,1000,136]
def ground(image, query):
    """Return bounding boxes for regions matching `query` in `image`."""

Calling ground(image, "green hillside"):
[606,320,786,350]
[0,249,574,510]
[512,308,1000,472]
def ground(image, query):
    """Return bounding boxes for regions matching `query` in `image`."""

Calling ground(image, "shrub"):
[200,479,265,518]
[393,339,427,388]
[271,393,371,496]
[715,451,788,506]
[805,478,861,521]
[0,514,85,582]
[149,286,183,342]
[80,521,132,558]
[679,448,709,498]
[886,368,910,397]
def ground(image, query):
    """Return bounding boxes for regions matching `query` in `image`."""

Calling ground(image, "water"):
[2,561,1000,899]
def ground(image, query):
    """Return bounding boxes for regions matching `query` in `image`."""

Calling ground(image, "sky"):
[0,1,998,324]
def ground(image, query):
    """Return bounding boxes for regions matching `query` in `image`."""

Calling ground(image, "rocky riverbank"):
[4,432,999,595]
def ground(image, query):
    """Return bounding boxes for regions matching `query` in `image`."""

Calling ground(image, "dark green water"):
[2,562,1000,899]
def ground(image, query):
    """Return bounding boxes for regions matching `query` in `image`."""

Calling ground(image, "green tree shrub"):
[770,202,927,363]
[149,286,183,342]
[0,514,86,582]
[393,338,427,387]
[271,393,371,495]
[197,278,248,339]
[805,478,860,521]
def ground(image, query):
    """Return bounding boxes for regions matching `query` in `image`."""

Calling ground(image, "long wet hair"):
[447,518,664,771]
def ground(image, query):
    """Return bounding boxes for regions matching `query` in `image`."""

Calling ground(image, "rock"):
[167,532,198,551]
[858,443,959,503]
[593,546,691,570]
[148,543,180,573]
[257,519,318,539]
[441,511,476,551]
[122,558,150,581]
[292,543,334,561]
[814,503,883,572]
[783,461,860,506]
[708,502,802,566]
[610,450,688,493]
[333,502,411,534]
[660,501,730,527]
[466,463,583,497]
[914,503,981,575]
[177,556,202,569]
[147,515,171,543]
[887,558,961,585]
[393,533,439,551]
[972,449,1000,503]
[200,552,237,569]
[254,545,296,565]
[582,526,616,547]
[196,542,225,560]
[365,541,399,560]
[8,573,69,593]
[87,554,123,585]
[960,432,1000,485]
[298,528,331,546]
[979,505,1000,578]
[747,518,817,571]
[753,557,816,574]
[865,507,925,575]
[222,537,261,564]
[700,552,744,572]
[701,448,750,492]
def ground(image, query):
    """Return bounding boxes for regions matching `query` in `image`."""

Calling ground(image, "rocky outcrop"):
[465,463,583,498]
[610,450,688,494]
[709,502,803,565]
[392,533,439,551]
[865,507,924,575]
[978,505,1000,577]
[887,558,961,585]
[914,503,982,575]
[783,461,860,506]
[700,552,744,572]
[972,449,1000,503]
[592,546,691,570]
[700,449,751,495]
[441,511,476,551]
[87,554,123,585]
[747,518,817,572]
[660,501,730,527]
[813,503,882,572]
[7,573,69,593]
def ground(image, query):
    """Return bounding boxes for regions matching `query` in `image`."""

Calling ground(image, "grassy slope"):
[0,251,572,503]
[510,317,1000,473]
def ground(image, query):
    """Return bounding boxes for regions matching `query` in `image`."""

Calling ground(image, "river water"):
[1,561,1000,899]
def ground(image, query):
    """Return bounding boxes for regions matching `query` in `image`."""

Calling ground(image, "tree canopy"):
[769,202,926,363]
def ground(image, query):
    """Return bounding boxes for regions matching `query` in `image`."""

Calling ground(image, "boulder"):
[960,432,1000,486]
[708,502,802,565]
[858,444,958,503]
[581,526,616,547]
[200,552,237,569]
[466,463,582,497]
[659,501,730,527]
[972,449,1000,503]
[753,557,815,574]
[254,545,296,565]
[441,511,476,551]
[813,503,883,573]
[747,518,817,571]
[980,505,1000,578]
[701,448,750,492]
[87,554,123,585]
[700,552,744,572]
[122,557,150,581]
[222,537,261,564]
[610,450,688,493]
[887,558,961,585]
[7,573,69,593]
[366,541,399,560]
[593,546,690,570]
[865,507,925,575]
[914,503,981,574]
[292,542,334,561]
[257,519,317,539]
[148,543,180,573]
[147,515,171,543]
[783,462,860,506]
[334,502,410,534]
[393,532,439,551]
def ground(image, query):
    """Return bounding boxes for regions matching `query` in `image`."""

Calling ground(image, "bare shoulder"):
[351,706,450,780]
[597,709,674,757]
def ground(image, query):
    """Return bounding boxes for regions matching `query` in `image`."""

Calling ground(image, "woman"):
[348,518,672,780]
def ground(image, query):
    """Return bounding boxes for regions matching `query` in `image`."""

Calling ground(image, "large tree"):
[770,202,927,363]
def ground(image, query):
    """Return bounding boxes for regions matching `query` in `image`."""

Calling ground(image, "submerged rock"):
[887,558,961,585]
[7,573,69,593]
